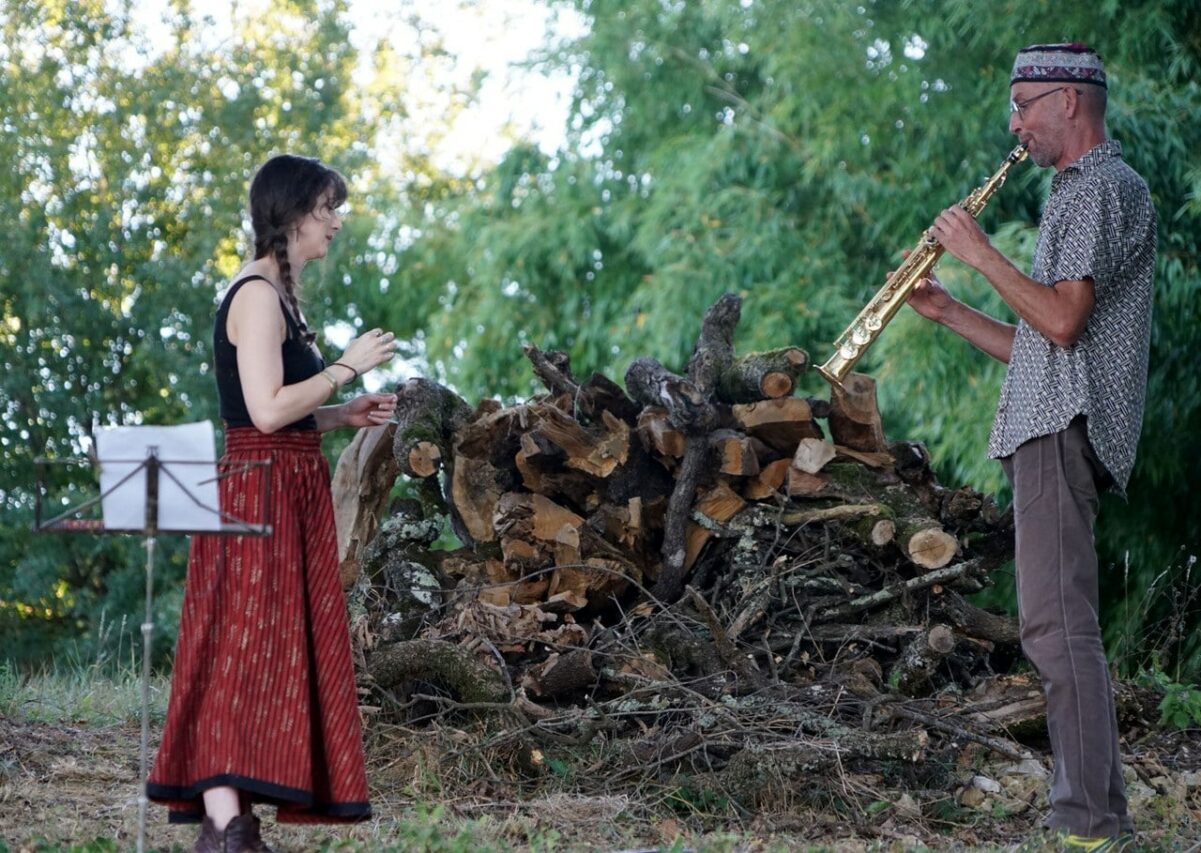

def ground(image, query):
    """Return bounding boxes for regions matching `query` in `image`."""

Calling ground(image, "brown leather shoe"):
[192,817,223,853]
[224,814,278,853]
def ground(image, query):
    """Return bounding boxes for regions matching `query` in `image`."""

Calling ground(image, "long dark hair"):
[249,154,347,344]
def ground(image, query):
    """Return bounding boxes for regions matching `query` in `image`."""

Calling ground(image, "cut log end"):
[871,519,896,547]
[733,397,822,453]
[684,482,747,570]
[906,527,959,570]
[638,407,686,460]
[408,441,442,478]
[717,346,809,404]
[744,458,791,500]
[713,431,761,477]
[926,624,956,655]
[760,371,794,399]
[792,438,836,475]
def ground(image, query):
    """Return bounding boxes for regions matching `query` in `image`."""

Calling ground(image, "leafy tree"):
[5,0,1198,680]
[359,0,1201,674]
[0,0,416,667]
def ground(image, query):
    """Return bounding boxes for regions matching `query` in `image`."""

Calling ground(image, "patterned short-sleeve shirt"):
[987,140,1156,495]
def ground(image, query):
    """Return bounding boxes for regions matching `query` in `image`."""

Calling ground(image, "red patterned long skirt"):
[147,428,371,824]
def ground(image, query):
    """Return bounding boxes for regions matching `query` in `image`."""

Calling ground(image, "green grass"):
[0,842,124,853]
[0,607,174,730]
[0,609,170,726]
[0,656,168,726]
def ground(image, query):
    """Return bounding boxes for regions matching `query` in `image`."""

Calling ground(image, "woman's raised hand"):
[340,327,398,375]
[341,392,399,428]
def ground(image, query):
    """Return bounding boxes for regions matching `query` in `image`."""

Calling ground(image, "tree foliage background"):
[0,0,438,664]
[3,0,1199,678]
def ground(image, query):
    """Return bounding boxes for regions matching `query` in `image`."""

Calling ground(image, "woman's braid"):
[271,232,315,344]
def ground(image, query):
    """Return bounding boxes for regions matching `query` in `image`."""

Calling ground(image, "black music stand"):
[34,423,272,853]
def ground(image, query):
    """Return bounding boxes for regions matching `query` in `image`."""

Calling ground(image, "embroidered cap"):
[1011,43,1106,89]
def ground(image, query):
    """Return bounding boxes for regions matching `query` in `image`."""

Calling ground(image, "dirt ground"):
[1,716,1200,852]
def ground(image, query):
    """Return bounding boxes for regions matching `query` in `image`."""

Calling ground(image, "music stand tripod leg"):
[137,451,159,853]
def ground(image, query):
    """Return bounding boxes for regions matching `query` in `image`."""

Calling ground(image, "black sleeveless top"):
[214,275,325,431]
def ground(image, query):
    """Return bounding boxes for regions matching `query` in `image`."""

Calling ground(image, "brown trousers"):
[1000,416,1131,837]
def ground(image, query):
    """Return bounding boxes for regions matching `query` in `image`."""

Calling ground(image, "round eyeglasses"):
[1010,86,1081,118]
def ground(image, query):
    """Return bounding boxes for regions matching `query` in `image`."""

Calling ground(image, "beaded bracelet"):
[330,361,360,382]
[317,369,339,390]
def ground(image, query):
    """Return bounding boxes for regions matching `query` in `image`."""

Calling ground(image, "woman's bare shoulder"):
[225,271,285,343]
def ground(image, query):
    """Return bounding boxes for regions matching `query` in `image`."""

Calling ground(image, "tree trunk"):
[716,347,809,403]
[523,344,578,398]
[931,588,1020,645]
[332,420,398,587]
[368,638,510,704]
[827,371,888,453]
[391,377,473,477]
[651,294,741,602]
[732,397,823,453]
[888,623,957,696]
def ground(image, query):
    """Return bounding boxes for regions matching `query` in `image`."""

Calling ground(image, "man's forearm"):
[973,247,1092,347]
[941,300,1016,363]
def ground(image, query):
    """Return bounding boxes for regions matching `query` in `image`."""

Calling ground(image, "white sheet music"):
[95,422,221,532]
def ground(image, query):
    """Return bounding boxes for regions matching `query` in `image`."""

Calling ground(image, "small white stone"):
[999,757,1049,779]
[971,774,1002,794]
[1127,780,1156,800]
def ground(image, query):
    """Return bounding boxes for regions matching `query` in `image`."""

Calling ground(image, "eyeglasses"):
[1009,86,1080,118]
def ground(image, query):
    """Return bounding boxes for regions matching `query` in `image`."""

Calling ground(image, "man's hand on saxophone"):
[896,205,999,327]
[907,273,956,324]
[899,248,1017,365]
[894,249,956,324]
[927,196,1096,352]
[931,205,996,269]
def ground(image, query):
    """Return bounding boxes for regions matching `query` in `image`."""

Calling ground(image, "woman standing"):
[147,154,397,852]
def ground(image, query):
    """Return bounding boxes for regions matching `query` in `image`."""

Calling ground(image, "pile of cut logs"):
[330,294,1046,792]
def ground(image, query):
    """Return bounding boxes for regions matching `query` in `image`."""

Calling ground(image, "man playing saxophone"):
[907,44,1155,851]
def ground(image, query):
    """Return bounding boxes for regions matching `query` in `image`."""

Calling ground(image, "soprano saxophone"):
[816,144,1029,388]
